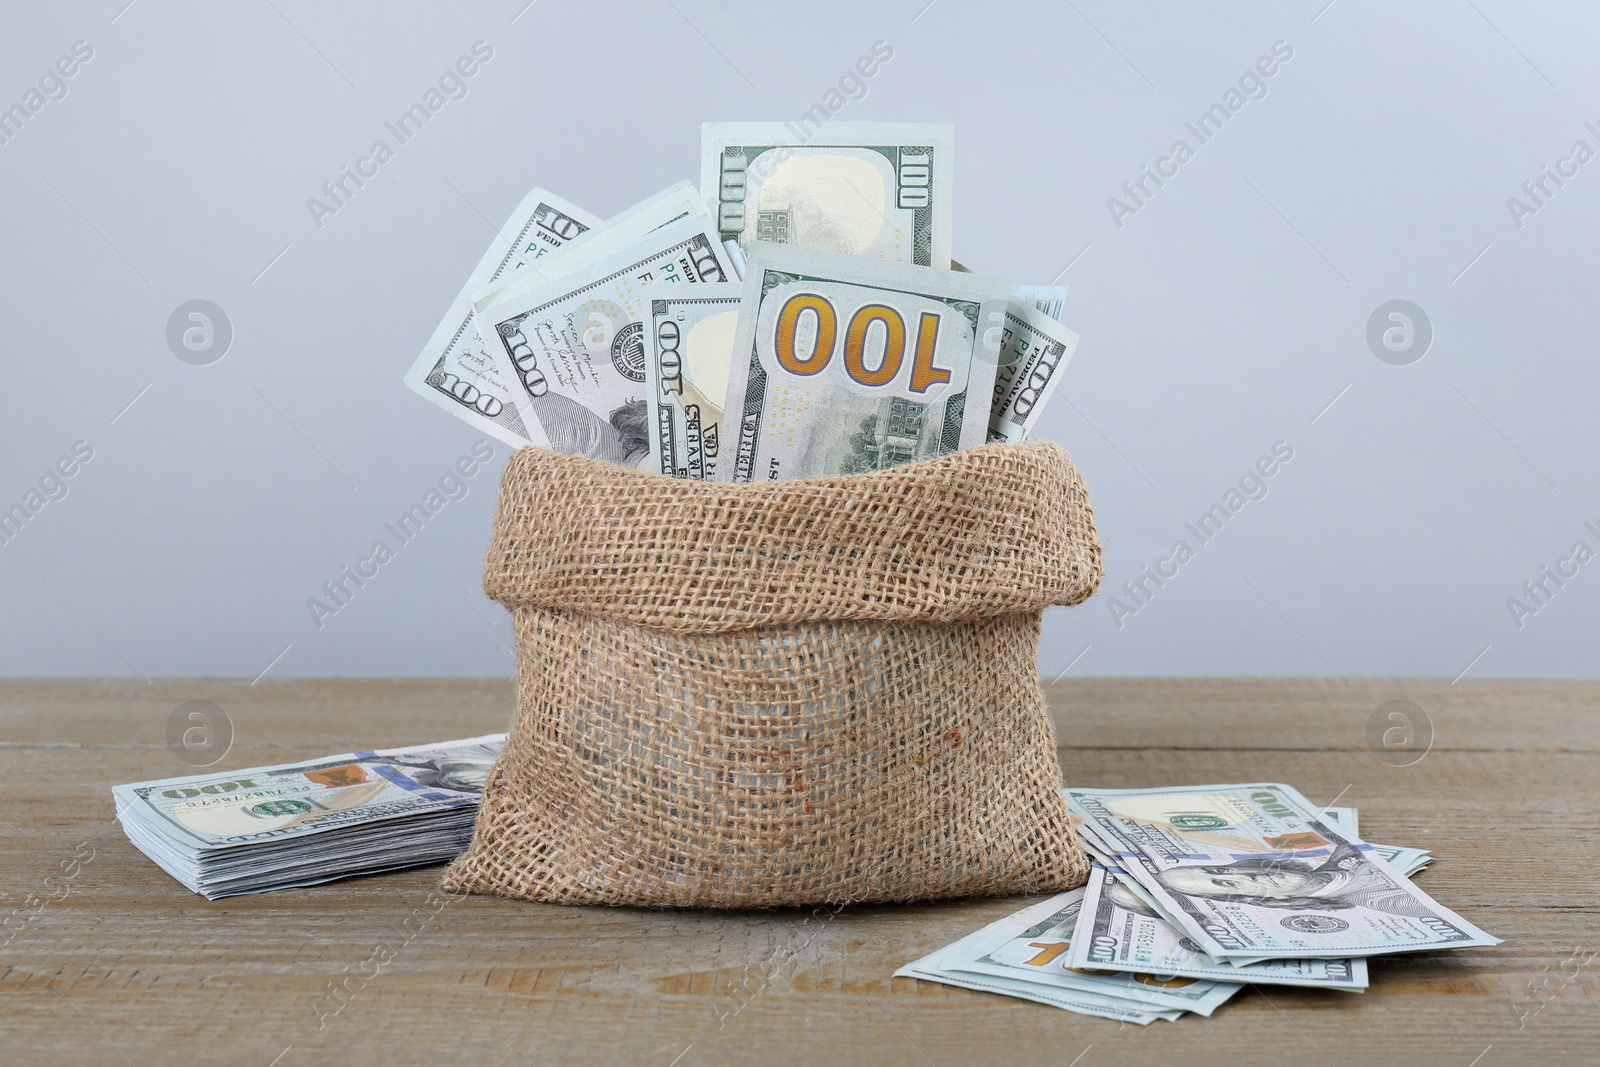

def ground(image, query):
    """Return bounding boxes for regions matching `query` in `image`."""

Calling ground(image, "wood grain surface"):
[2,678,1595,1066]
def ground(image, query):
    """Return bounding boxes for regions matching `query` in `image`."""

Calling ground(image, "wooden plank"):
[2,679,1596,1066]
[1045,677,1600,752]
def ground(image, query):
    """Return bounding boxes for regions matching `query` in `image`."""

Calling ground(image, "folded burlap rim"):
[483,441,1101,633]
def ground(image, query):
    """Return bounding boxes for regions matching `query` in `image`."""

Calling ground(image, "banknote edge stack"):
[113,735,506,899]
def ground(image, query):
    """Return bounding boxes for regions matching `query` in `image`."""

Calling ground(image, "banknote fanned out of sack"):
[404,124,1084,476]
[442,440,1102,907]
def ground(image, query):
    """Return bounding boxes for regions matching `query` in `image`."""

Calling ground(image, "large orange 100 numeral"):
[774,294,836,376]
[908,310,947,393]
[843,303,905,386]
[772,293,951,393]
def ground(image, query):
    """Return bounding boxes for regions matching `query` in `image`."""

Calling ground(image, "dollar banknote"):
[1371,842,1431,875]
[472,214,738,466]
[1083,802,1429,889]
[948,888,1244,1016]
[896,959,1181,1024]
[643,282,741,480]
[114,734,505,898]
[1322,805,1358,836]
[463,181,711,449]
[953,263,1068,325]
[1067,783,1500,960]
[1067,863,1370,990]
[1322,806,1431,875]
[471,181,708,314]
[1324,805,1358,834]
[896,889,1190,1023]
[718,243,1007,482]
[403,187,601,445]
[989,298,1080,443]
[1011,284,1067,324]
[898,929,1179,1021]
[702,121,953,268]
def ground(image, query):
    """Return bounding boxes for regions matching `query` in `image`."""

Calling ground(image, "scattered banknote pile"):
[114,735,505,898]
[899,782,1497,1024]
[404,122,1080,480]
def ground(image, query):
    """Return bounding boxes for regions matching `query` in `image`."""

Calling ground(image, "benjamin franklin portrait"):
[1154,843,1436,918]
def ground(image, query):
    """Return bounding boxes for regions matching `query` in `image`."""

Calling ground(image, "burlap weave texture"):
[442,442,1102,907]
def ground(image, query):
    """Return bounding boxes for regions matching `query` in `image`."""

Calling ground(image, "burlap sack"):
[442,441,1102,908]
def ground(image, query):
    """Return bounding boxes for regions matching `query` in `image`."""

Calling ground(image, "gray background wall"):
[2,0,1595,680]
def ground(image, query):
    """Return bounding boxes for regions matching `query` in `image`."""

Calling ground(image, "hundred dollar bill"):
[644,282,741,480]
[473,214,737,466]
[472,181,708,313]
[1375,843,1431,876]
[954,263,1068,324]
[949,888,1243,1016]
[1067,863,1370,990]
[896,960,1180,1024]
[1067,783,1500,960]
[718,243,1007,482]
[468,183,712,446]
[113,734,505,898]
[1074,796,1424,967]
[404,188,601,445]
[1011,284,1067,324]
[1322,806,1431,876]
[703,121,953,268]
[1076,793,1432,898]
[1081,838,1420,972]
[896,904,1180,1024]
[1322,805,1358,835]
[989,299,1079,443]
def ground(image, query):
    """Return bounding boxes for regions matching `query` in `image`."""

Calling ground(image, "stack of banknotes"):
[403,122,1079,479]
[898,782,1497,1023]
[114,735,504,898]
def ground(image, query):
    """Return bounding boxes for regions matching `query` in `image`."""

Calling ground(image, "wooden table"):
[3,678,1595,1066]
